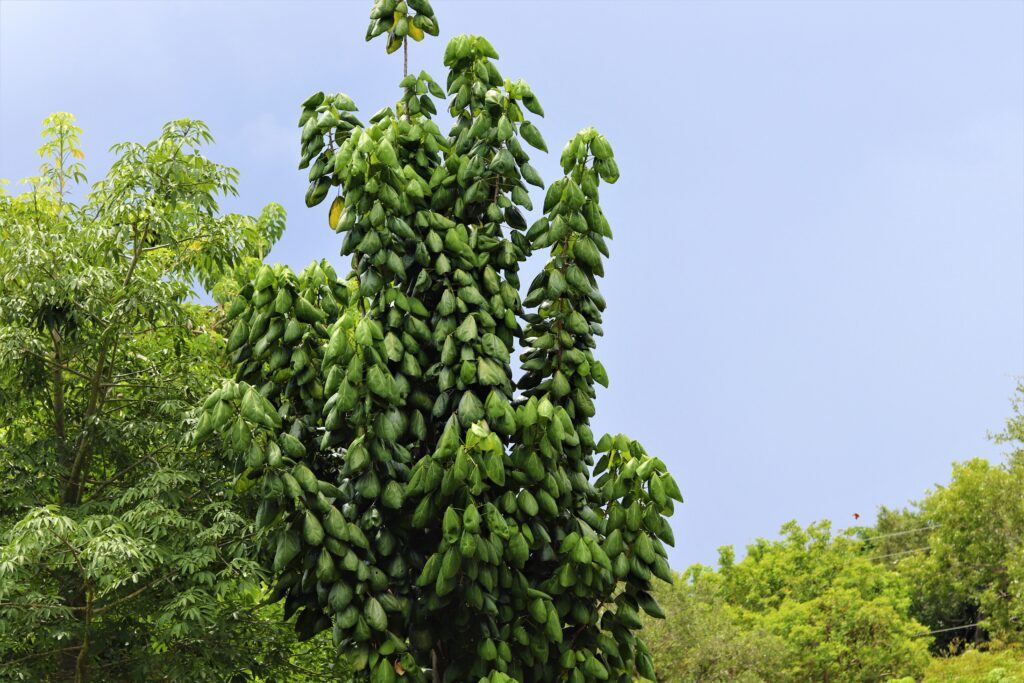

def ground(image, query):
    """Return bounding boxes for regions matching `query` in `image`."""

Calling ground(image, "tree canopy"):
[640,385,1024,682]
[0,114,348,682]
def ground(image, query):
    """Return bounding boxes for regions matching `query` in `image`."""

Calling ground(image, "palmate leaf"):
[0,113,350,681]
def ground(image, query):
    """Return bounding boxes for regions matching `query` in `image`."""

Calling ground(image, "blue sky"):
[2,0,1022,569]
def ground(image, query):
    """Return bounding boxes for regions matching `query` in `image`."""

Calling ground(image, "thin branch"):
[0,601,83,611]
[140,232,212,253]
[0,645,81,667]
[83,455,161,498]
[18,348,94,382]
[92,578,162,616]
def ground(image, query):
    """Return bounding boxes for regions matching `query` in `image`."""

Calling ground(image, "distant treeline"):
[642,387,1024,682]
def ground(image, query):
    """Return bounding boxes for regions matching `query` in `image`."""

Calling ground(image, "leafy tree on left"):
[0,114,347,681]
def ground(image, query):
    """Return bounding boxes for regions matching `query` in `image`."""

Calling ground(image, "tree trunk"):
[56,580,88,682]
[431,646,443,683]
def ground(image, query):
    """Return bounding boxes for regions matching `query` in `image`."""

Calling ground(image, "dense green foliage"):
[640,385,1024,682]
[643,525,931,682]
[856,392,1024,652]
[721,522,931,680]
[0,115,349,682]
[883,461,1024,650]
[922,647,1024,682]
[640,569,787,681]
[195,6,680,682]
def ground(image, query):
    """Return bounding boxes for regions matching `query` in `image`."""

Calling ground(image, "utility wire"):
[850,524,940,542]
[867,546,931,561]
[912,622,983,638]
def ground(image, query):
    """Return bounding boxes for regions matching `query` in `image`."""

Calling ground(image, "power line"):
[912,622,983,638]
[867,546,931,561]
[850,524,940,542]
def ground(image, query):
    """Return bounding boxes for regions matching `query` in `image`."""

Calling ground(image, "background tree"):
[639,568,787,682]
[859,505,933,562]
[916,461,1024,647]
[637,387,1024,681]
[884,440,1023,649]
[196,2,681,682]
[706,521,930,682]
[0,114,349,682]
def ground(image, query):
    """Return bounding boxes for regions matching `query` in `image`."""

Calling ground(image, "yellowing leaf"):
[328,196,343,230]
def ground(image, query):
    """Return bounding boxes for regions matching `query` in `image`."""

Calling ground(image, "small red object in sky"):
[853,513,860,520]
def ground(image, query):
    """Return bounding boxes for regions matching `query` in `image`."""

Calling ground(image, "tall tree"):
[197,2,681,681]
[0,115,347,681]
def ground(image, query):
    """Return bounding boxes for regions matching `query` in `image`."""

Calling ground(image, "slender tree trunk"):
[61,342,107,505]
[431,646,443,683]
[51,327,67,458]
[52,326,87,682]
[73,588,92,683]
[57,578,88,682]
[58,235,146,679]
[62,235,142,505]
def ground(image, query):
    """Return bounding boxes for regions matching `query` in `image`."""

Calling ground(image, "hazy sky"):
[2,0,1022,569]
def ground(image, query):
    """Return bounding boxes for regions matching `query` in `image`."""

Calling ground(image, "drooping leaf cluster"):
[198,14,681,683]
[365,0,440,55]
